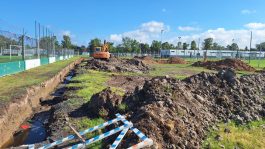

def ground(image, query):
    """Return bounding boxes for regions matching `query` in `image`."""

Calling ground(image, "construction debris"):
[192,58,256,71]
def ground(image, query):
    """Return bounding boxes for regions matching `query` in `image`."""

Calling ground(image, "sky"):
[1,0,265,48]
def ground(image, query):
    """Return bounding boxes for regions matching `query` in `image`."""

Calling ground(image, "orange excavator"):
[92,40,111,59]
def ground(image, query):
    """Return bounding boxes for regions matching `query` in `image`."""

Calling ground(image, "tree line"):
[80,37,265,54]
[2,34,265,53]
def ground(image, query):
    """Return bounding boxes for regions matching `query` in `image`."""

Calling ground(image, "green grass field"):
[203,120,265,149]
[0,56,24,63]
[0,57,80,103]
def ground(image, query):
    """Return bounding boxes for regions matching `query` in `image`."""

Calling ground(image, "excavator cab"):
[92,40,111,59]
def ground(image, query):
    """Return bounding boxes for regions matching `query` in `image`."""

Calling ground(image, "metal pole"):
[46,27,48,57]
[160,30,164,58]
[249,31,252,63]
[38,23,40,59]
[22,28,25,60]
[9,45,11,60]
[53,34,55,57]
[258,43,261,68]
[35,21,38,59]
[197,38,200,60]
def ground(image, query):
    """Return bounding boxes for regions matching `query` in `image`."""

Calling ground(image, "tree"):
[61,35,72,49]
[108,42,117,53]
[245,46,249,51]
[190,40,197,50]
[131,39,140,53]
[212,42,225,50]
[230,43,239,51]
[150,40,161,53]
[140,43,150,53]
[162,42,171,50]
[177,42,182,49]
[202,38,213,50]
[121,37,140,53]
[88,38,101,53]
[256,42,265,51]
[122,37,132,52]
[183,42,189,50]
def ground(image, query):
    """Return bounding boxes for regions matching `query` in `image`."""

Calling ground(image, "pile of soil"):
[85,57,150,73]
[134,56,158,64]
[89,69,265,148]
[88,88,123,118]
[192,58,256,71]
[157,57,187,64]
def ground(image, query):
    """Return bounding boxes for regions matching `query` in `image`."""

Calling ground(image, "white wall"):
[49,57,56,63]
[25,59,41,70]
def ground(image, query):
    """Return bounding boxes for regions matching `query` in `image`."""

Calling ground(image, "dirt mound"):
[134,56,158,64]
[121,71,265,148]
[192,58,256,71]
[88,88,123,118]
[157,57,187,64]
[85,57,150,73]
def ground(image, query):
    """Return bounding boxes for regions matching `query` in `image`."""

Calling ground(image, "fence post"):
[22,29,25,60]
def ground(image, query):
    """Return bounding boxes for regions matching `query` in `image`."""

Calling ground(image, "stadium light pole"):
[160,29,164,58]
[249,31,252,63]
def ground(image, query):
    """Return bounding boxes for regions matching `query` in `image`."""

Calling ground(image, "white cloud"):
[244,23,265,30]
[62,30,71,36]
[109,21,169,43]
[61,30,76,39]
[169,28,265,49]
[241,9,256,14]
[178,26,200,31]
[162,8,166,12]
[109,22,265,49]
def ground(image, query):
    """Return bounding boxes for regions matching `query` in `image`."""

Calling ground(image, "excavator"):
[92,40,111,59]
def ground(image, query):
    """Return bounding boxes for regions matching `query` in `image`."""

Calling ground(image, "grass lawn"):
[203,120,265,149]
[0,56,24,63]
[148,63,214,79]
[0,57,80,103]
[246,59,265,69]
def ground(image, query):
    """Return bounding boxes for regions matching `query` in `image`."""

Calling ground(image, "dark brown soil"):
[134,56,158,65]
[87,69,265,148]
[192,58,256,71]
[157,57,187,64]
[85,57,150,73]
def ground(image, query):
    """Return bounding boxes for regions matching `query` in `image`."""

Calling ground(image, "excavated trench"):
[0,59,82,148]
[4,71,75,148]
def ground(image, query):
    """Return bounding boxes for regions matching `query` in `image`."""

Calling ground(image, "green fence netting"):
[56,56,60,61]
[0,61,25,77]
[40,58,49,65]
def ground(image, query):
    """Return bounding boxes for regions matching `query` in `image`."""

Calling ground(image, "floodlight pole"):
[22,28,25,60]
[160,29,164,58]
[249,31,252,63]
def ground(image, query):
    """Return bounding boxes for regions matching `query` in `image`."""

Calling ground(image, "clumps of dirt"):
[88,88,123,118]
[192,58,256,71]
[89,69,265,148]
[85,57,150,73]
[157,57,187,64]
[134,56,158,64]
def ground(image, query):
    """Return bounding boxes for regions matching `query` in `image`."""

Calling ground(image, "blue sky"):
[1,0,265,48]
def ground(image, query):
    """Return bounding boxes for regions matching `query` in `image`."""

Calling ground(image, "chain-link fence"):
[0,22,75,77]
[0,22,74,63]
